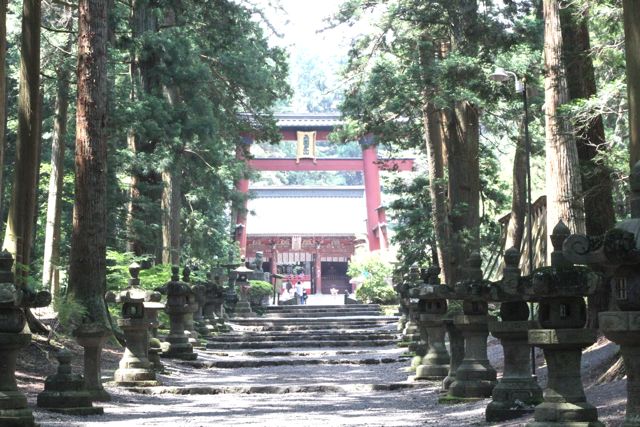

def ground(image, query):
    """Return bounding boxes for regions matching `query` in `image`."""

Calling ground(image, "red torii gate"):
[234,114,414,255]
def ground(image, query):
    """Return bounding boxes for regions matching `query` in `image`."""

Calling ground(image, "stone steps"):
[180,357,400,369]
[262,310,383,318]
[264,304,381,311]
[229,316,397,326]
[206,332,396,343]
[205,339,396,350]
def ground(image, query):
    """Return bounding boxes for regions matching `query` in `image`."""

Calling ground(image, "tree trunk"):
[561,4,614,328]
[125,0,160,257]
[624,0,640,169]
[68,0,110,326]
[561,5,615,237]
[505,119,527,253]
[441,101,481,284]
[422,103,452,284]
[161,168,181,264]
[0,0,7,226]
[543,0,585,257]
[3,0,41,286]
[43,14,73,300]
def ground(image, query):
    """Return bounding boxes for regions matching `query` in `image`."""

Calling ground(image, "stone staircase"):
[205,303,398,350]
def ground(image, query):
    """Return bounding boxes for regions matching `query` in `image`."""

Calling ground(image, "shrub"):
[348,253,397,305]
[247,280,273,306]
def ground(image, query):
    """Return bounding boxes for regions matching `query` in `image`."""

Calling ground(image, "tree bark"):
[624,0,640,169]
[2,0,41,286]
[125,0,160,257]
[561,4,614,328]
[505,120,527,253]
[440,101,481,284]
[0,0,7,226]
[543,0,585,258]
[43,13,73,300]
[68,0,110,326]
[422,103,452,284]
[561,5,615,237]
[161,168,181,265]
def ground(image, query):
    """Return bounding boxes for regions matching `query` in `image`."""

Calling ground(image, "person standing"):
[295,281,304,305]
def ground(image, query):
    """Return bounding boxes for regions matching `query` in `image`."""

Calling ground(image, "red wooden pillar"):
[270,243,278,276]
[234,136,252,257]
[362,137,382,251]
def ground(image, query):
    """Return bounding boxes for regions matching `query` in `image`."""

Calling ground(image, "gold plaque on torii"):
[296,131,317,163]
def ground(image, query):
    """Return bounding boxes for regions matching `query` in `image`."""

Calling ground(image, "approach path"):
[29,298,622,427]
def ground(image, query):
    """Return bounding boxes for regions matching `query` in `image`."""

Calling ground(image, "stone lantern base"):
[74,325,112,402]
[446,315,497,400]
[527,328,603,427]
[0,333,36,426]
[234,300,253,317]
[599,311,640,427]
[162,333,197,360]
[414,315,449,381]
[486,320,542,422]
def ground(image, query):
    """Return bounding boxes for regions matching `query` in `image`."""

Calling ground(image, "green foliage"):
[53,292,88,332]
[348,253,396,304]
[247,280,273,304]
[106,249,172,292]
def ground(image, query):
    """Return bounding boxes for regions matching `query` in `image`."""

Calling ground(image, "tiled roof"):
[246,186,366,236]
[275,113,343,129]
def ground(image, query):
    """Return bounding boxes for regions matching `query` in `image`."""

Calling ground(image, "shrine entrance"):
[234,113,413,294]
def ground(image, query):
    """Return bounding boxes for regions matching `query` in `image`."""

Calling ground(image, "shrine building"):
[234,113,413,294]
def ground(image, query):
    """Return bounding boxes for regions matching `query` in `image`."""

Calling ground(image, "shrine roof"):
[246,186,367,236]
[275,113,343,129]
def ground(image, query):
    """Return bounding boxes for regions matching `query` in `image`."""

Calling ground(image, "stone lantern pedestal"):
[599,311,640,427]
[114,317,160,386]
[442,319,465,392]
[487,319,541,421]
[73,324,112,402]
[233,265,254,318]
[0,332,35,426]
[37,349,103,415]
[412,266,450,381]
[415,313,449,380]
[162,266,197,361]
[527,328,602,427]
[144,300,164,372]
[448,313,497,399]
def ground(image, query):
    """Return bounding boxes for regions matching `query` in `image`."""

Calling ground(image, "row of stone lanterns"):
[399,218,618,425]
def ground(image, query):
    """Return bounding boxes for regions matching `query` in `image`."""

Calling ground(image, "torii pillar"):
[234,136,252,257]
[361,135,388,252]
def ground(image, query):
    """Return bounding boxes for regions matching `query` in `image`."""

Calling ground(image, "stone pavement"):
[30,302,627,426]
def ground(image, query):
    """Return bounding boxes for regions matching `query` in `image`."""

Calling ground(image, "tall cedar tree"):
[0,0,6,223]
[3,0,41,285]
[42,11,74,299]
[67,0,110,326]
[543,0,585,253]
[624,0,640,169]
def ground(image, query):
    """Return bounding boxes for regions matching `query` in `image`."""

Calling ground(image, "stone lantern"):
[221,255,242,313]
[411,265,451,382]
[485,247,542,422]
[37,349,103,415]
[398,267,425,370]
[181,267,200,345]
[526,221,604,427]
[446,252,497,400]
[203,269,225,328]
[161,266,197,360]
[106,263,160,387]
[0,250,51,425]
[562,161,640,427]
[233,265,254,317]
